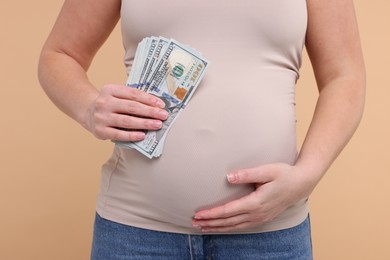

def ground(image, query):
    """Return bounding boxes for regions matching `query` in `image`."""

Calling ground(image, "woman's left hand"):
[192,163,314,233]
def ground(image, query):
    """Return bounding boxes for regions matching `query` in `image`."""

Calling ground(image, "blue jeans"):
[91,213,312,260]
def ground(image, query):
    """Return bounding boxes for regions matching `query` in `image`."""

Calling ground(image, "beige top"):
[96,0,309,234]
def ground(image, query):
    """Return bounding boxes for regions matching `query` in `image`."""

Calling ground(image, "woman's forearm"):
[38,49,99,131]
[295,75,365,193]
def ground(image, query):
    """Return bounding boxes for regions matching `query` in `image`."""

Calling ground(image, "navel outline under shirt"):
[96,0,309,234]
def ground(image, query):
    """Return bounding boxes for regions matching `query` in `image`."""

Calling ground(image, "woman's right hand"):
[86,84,169,142]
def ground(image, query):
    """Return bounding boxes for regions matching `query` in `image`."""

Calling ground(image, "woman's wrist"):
[292,160,326,199]
[77,87,100,134]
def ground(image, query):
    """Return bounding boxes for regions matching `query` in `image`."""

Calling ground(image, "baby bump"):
[102,70,298,229]
[105,144,255,229]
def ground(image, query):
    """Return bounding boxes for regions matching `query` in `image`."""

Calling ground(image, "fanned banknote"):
[115,37,209,158]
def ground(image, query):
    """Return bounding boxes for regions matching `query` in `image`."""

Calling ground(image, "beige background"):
[0,1,389,259]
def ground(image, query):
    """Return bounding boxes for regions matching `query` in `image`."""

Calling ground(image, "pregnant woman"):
[38,0,365,259]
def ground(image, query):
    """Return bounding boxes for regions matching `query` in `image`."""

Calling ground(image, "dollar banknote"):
[115,37,209,158]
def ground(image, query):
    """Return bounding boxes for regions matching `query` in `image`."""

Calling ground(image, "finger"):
[192,213,249,229]
[109,113,164,131]
[107,84,166,108]
[94,126,146,142]
[227,165,278,184]
[115,99,169,121]
[194,193,256,220]
[199,221,252,233]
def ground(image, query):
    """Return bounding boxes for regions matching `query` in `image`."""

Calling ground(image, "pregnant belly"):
[103,104,297,230]
[101,70,298,230]
[105,147,257,229]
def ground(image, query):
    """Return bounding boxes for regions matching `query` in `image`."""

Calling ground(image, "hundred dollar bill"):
[116,37,209,158]
[137,37,158,85]
[115,105,182,158]
[139,37,170,91]
[126,38,146,87]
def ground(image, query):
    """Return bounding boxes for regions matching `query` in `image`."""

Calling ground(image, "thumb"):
[227,165,277,184]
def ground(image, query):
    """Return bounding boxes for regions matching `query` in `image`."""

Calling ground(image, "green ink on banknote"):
[172,64,185,78]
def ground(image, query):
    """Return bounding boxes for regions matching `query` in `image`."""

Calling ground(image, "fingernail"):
[159,110,169,118]
[135,132,145,140]
[192,222,201,228]
[227,173,237,183]
[152,121,162,128]
[156,99,166,108]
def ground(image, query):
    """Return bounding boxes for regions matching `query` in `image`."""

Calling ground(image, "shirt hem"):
[96,201,309,235]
